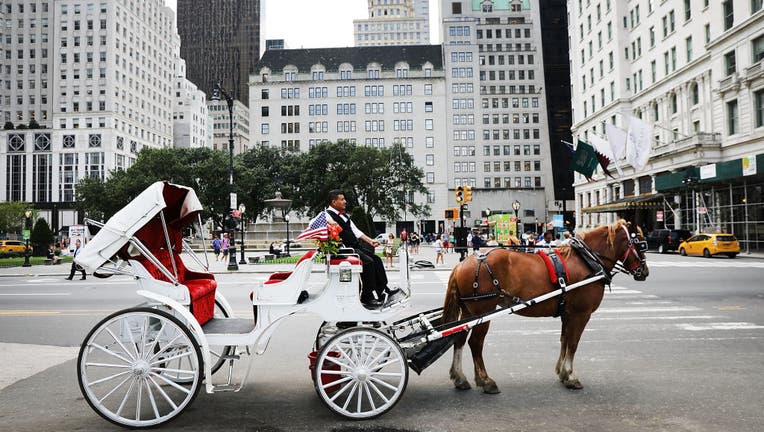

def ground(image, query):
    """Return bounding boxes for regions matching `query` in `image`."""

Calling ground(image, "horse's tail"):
[443,263,462,323]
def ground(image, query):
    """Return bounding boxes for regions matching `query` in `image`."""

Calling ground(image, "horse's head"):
[614,221,649,281]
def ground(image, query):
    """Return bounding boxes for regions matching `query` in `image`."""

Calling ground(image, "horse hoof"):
[482,382,501,394]
[454,379,471,391]
[564,379,583,390]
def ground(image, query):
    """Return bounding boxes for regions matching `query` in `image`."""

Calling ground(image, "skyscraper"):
[176,0,262,106]
[354,0,429,46]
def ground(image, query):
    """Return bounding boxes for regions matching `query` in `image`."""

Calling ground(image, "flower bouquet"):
[315,224,343,258]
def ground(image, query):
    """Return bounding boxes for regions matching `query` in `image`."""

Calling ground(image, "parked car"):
[374,233,389,245]
[678,233,740,258]
[0,240,32,256]
[646,229,693,253]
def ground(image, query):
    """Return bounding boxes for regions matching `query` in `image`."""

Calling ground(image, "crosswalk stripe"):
[677,322,764,331]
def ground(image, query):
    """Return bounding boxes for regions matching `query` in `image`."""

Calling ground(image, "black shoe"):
[361,297,383,308]
[65,277,72,280]
[81,277,86,280]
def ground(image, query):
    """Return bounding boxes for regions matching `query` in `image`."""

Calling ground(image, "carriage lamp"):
[339,265,353,283]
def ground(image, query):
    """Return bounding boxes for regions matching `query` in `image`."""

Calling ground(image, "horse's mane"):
[563,219,627,257]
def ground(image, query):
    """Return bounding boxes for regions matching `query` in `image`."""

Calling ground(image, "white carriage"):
[75,181,417,428]
[76,182,610,428]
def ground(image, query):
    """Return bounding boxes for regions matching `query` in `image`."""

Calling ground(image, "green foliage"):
[15,124,27,130]
[30,218,55,256]
[28,119,41,129]
[3,121,14,130]
[0,201,30,234]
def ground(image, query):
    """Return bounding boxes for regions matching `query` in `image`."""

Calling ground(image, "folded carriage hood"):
[74,181,202,273]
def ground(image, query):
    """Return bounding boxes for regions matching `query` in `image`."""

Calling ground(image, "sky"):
[165,0,440,49]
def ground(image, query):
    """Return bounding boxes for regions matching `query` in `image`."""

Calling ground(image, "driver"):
[322,190,399,307]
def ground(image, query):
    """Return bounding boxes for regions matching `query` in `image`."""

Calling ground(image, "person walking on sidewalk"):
[66,239,86,280]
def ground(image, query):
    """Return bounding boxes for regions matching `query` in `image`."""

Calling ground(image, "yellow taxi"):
[0,240,32,255]
[678,233,740,258]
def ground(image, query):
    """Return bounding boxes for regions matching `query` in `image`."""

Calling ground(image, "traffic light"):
[455,186,464,204]
[445,209,455,219]
[463,186,473,202]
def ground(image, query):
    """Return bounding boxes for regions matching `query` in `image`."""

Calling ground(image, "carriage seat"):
[256,250,317,304]
[133,250,217,325]
[328,255,362,266]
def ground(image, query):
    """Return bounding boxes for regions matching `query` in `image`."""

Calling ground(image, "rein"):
[586,225,647,279]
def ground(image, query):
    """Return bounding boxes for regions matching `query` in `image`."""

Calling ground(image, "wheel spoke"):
[149,372,192,394]
[148,375,178,410]
[366,345,391,369]
[363,382,377,412]
[371,357,402,371]
[322,376,353,390]
[318,369,354,376]
[367,378,391,404]
[356,379,363,413]
[85,362,131,369]
[151,366,197,376]
[145,321,167,361]
[362,337,380,368]
[105,327,136,362]
[147,334,183,362]
[87,370,131,387]
[143,378,161,420]
[149,348,192,366]
[329,378,356,402]
[341,382,359,411]
[369,372,403,377]
[324,354,354,370]
[135,376,143,421]
[124,320,141,360]
[96,375,132,403]
[115,377,137,417]
[90,342,134,365]
[139,315,150,358]
[369,375,399,392]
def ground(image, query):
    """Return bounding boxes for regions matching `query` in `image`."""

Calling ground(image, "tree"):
[236,145,301,222]
[350,206,375,236]
[0,201,30,235]
[28,119,40,129]
[30,218,55,256]
[3,121,14,130]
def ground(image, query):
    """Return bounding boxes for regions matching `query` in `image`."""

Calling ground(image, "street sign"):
[697,207,707,214]
[22,229,30,240]
[230,192,237,210]
[656,210,664,222]
[553,214,564,228]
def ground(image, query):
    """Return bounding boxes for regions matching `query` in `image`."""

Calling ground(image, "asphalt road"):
[1,253,763,431]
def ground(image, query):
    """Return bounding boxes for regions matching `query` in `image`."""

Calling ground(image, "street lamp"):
[238,203,247,265]
[512,200,521,238]
[22,210,32,267]
[284,214,291,256]
[264,191,293,257]
[210,81,238,271]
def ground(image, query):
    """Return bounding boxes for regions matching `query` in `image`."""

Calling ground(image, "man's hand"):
[370,240,380,247]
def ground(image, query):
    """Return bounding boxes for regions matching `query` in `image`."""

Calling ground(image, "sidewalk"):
[2,245,762,278]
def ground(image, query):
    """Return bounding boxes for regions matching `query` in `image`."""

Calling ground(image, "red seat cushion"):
[263,250,317,284]
[134,250,217,325]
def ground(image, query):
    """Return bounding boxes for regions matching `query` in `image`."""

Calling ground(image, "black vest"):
[328,210,360,247]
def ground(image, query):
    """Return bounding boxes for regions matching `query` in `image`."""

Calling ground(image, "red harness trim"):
[537,250,569,284]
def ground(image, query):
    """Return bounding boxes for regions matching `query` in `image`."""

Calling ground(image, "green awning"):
[655,154,764,192]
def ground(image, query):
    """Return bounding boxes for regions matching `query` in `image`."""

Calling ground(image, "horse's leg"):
[555,314,568,376]
[449,330,471,390]
[468,322,500,394]
[558,312,592,390]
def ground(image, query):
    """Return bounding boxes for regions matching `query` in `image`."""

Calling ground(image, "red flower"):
[328,224,342,241]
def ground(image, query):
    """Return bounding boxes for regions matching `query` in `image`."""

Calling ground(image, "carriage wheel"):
[313,327,408,420]
[77,307,203,428]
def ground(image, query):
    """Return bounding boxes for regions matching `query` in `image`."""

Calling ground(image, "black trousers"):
[353,245,388,300]
[68,262,86,279]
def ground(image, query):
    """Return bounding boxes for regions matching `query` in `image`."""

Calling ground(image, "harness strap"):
[569,238,612,285]
[461,250,522,304]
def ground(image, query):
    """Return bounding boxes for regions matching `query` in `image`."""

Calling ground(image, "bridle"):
[593,224,648,279]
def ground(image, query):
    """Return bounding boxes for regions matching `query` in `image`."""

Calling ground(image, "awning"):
[582,193,665,213]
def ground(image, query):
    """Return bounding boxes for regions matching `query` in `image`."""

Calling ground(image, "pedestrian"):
[434,237,445,265]
[384,233,395,269]
[221,233,230,261]
[471,231,482,252]
[561,231,572,244]
[536,230,559,251]
[212,236,221,261]
[66,239,86,280]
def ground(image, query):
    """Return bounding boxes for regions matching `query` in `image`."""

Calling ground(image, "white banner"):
[605,123,628,160]
[626,116,653,171]
[700,164,716,180]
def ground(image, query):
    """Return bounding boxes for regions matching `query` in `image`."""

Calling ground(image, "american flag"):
[296,211,329,241]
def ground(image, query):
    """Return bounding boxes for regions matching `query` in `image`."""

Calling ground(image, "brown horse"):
[443,220,649,393]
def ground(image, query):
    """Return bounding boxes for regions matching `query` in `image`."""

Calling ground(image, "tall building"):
[208,98,250,154]
[568,0,764,250]
[250,45,448,233]
[440,0,556,235]
[173,60,209,149]
[0,0,180,231]
[354,0,430,46]
[176,0,261,106]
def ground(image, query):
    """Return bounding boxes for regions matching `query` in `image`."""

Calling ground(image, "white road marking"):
[0,292,71,296]
[677,322,764,331]
[592,315,722,321]
[596,306,701,314]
